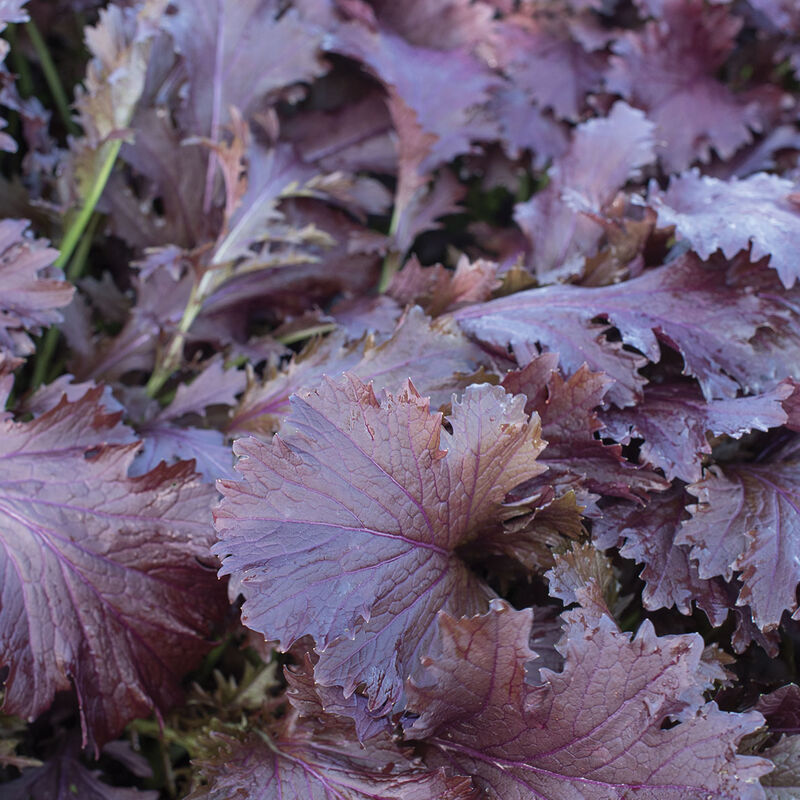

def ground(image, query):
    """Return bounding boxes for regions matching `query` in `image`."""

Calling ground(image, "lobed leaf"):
[651,170,800,288]
[681,460,800,630]
[0,219,73,358]
[0,387,225,752]
[214,375,546,712]
[405,601,770,799]
[454,253,791,406]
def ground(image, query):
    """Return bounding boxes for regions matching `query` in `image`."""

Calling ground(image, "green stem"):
[35,214,103,385]
[377,204,403,294]
[30,214,102,389]
[24,19,80,136]
[6,25,34,98]
[66,211,100,282]
[194,634,234,685]
[56,138,121,269]
[145,284,203,398]
[276,323,336,346]
[145,266,231,397]
[31,141,115,391]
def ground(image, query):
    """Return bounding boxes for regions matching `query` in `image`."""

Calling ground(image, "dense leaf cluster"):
[1,0,800,797]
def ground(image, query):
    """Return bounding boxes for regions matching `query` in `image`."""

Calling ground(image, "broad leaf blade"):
[0,387,224,752]
[406,601,770,799]
[453,254,791,406]
[214,376,545,711]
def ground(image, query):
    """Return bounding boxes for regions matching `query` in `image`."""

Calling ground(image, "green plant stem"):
[145,283,204,398]
[34,213,103,386]
[377,204,402,293]
[31,138,122,388]
[6,25,34,98]
[24,19,80,136]
[57,138,121,269]
[276,323,336,346]
[30,214,103,389]
[65,211,100,282]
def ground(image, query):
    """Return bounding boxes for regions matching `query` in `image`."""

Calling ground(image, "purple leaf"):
[325,22,499,211]
[749,0,800,31]
[454,253,788,406]
[0,219,73,357]
[281,91,396,175]
[0,1,28,27]
[160,357,246,419]
[756,684,800,736]
[488,85,569,166]
[186,727,475,800]
[783,379,800,430]
[593,488,730,622]
[214,376,546,712]
[0,387,225,752]
[164,0,327,137]
[515,101,656,282]
[606,0,760,172]
[21,376,127,422]
[368,0,496,51]
[760,734,800,798]
[3,750,157,800]
[651,169,800,288]
[405,601,769,799]
[681,460,800,630]
[388,255,501,316]
[127,360,244,482]
[503,358,668,502]
[109,110,208,249]
[602,382,791,482]
[130,424,235,482]
[211,143,316,266]
[329,295,403,339]
[227,307,493,436]
[490,14,605,121]
[285,651,390,742]
[326,26,498,174]
[392,168,466,253]
[546,541,619,626]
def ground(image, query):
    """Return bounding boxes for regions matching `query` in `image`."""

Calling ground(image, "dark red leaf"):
[0,387,225,752]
